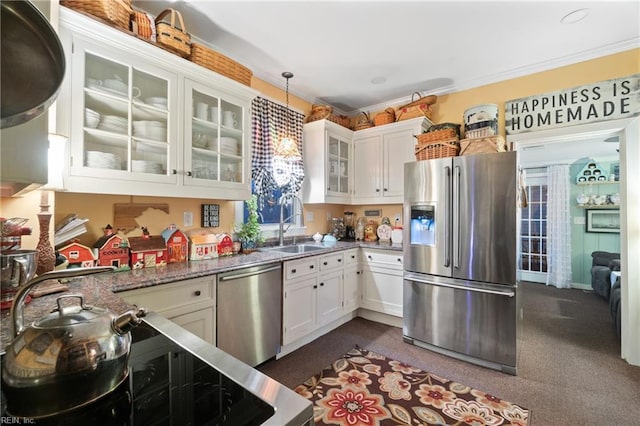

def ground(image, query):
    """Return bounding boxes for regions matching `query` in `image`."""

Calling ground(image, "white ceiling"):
[137,0,639,115]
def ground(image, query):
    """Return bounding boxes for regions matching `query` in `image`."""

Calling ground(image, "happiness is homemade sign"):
[505,74,640,135]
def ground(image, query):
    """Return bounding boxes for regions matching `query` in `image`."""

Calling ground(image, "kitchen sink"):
[259,244,327,254]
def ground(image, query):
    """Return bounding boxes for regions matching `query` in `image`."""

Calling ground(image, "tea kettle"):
[1,267,147,418]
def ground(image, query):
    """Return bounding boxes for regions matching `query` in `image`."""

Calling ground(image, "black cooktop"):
[1,322,275,425]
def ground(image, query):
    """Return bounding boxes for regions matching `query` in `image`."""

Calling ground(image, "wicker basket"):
[415,128,459,144]
[465,126,496,139]
[188,43,252,86]
[61,0,133,31]
[397,92,437,121]
[327,114,351,129]
[131,10,155,41]
[415,138,460,161]
[155,8,191,58]
[459,136,507,156]
[373,108,396,126]
[354,112,373,131]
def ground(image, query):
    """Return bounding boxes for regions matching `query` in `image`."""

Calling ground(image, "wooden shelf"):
[577,181,619,186]
[576,204,620,209]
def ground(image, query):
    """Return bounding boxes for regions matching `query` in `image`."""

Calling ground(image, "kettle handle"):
[10,266,115,337]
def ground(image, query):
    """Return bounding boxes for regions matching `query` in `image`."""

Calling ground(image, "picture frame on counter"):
[586,209,620,233]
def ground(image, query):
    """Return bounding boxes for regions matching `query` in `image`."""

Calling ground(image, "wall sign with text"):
[505,74,640,135]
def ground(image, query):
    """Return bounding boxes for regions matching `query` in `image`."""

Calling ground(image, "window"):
[520,172,548,282]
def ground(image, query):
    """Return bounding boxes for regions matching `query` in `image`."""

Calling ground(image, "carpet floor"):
[259,282,640,425]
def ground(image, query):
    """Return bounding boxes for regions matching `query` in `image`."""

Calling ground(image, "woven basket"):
[459,136,507,156]
[311,104,333,116]
[328,114,351,129]
[374,108,396,126]
[61,0,133,31]
[131,10,155,41]
[155,8,191,58]
[415,138,460,161]
[397,92,437,121]
[354,112,373,131]
[465,126,496,139]
[189,43,253,86]
[415,128,459,144]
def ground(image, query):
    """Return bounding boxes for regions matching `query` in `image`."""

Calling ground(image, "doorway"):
[520,172,548,283]
[509,117,640,366]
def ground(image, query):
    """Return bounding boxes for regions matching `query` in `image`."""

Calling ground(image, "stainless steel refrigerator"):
[402,151,522,375]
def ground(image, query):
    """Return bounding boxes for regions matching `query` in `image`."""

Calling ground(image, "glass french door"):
[520,174,548,282]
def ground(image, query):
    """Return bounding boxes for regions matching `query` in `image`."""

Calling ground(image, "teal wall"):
[570,159,621,285]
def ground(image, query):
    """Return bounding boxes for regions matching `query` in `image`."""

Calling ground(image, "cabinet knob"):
[375,188,380,192]
[357,271,360,275]
[368,255,372,260]
[171,169,177,175]
[310,265,314,269]
[292,268,297,274]
[337,258,342,262]
[320,282,324,286]
[194,290,201,296]
[187,171,193,176]
[323,261,328,266]
[351,255,355,259]
[397,258,402,262]
[313,285,318,289]
[384,188,388,192]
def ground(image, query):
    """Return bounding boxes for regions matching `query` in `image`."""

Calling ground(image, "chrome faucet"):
[279,193,304,246]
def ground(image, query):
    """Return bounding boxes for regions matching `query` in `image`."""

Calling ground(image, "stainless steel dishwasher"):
[217,263,282,367]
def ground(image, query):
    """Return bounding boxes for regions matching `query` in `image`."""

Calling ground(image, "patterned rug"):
[294,346,529,425]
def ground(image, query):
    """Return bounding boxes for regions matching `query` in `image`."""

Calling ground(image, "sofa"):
[590,251,620,300]
[610,274,622,338]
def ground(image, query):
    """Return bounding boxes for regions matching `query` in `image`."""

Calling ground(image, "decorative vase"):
[241,239,257,253]
[36,192,55,275]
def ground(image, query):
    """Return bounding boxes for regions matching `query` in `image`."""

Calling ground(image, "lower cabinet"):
[283,250,359,346]
[360,249,404,317]
[118,276,216,345]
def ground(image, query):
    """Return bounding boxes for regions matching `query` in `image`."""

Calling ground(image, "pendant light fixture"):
[272,71,301,187]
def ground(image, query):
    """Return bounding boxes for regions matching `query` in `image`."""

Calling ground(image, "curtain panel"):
[251,97,305,199]
[546,164,572,288]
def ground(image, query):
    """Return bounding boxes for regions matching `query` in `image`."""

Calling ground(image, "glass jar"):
[330,218,346,240]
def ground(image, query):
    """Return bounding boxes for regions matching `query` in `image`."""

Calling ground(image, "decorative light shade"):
[272,72,301,187]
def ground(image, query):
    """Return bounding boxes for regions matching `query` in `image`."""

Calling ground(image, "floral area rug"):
[294,346,529,425]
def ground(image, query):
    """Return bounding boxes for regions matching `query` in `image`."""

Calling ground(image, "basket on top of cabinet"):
[188,43,253,86]
[61,0,133,31]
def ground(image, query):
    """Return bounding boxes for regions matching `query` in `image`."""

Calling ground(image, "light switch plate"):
[306,211,314,222]
[183,211,193,227]
[574,216,585,225]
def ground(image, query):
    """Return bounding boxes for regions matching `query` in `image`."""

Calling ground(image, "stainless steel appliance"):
[1,313,313,425]
[403,151,522,375]
[217,263,282,367]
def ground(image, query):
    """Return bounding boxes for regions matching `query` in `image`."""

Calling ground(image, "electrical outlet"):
[183,211,193,227]
[395,214,401,223]
[306,211,314,222]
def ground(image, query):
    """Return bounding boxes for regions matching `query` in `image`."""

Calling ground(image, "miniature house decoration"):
[217,233,234,256]
[128,227,168,269]
[93,224,130,270]
[189,232,219,261]
[161,224,188,263]
[58,241,96,268]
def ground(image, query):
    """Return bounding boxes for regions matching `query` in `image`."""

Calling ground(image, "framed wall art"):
[586,209,620,233]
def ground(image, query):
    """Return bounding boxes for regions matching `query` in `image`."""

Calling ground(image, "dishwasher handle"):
[219,264,281,281]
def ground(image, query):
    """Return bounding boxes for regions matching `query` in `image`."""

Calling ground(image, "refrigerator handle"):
[453,165,461,269]
[444,165,451,268]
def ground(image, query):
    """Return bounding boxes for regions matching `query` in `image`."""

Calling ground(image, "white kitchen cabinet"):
[343,249,360,313]
[56,7,256,199]
[118,276,216,345]
[352,117,431,204]
[360,249,404,317]
[302,119,354,204]
[283,251,356,345]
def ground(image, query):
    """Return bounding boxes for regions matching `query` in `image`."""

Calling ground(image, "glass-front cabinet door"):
[184,79,246,187]
[327,135,350,196]
[69,36,178,184]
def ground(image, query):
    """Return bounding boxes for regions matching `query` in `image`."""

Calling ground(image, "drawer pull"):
[351,255,355,259]
[368,255,372,260]
[323,261,328,266]
[313,285,318,289]
[397,258,402,262]
[194,290,201,296]
[310,265,314,269]
[320,282,324,286]
[337,258,342,262]
[292,268,297,274]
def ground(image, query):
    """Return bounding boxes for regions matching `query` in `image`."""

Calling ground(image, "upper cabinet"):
[55,7,257,200]
[302,119,354,204]
[352,117,431,204]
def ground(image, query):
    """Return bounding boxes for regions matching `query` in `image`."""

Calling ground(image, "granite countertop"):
[1,240,401,352]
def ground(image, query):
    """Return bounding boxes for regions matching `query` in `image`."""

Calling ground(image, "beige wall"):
[2,49,638,249]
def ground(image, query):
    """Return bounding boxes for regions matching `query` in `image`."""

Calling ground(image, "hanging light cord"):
[282,71,293,139]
